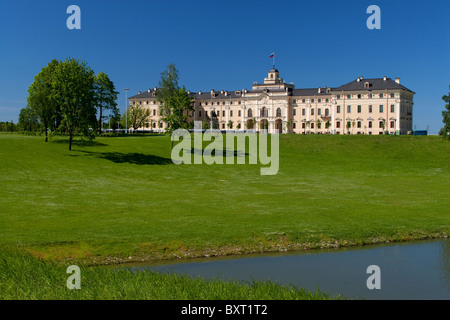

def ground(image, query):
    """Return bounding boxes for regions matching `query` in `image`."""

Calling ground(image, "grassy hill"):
[0,133,448,263]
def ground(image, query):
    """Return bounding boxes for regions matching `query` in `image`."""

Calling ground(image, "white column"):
[331,104,335,134]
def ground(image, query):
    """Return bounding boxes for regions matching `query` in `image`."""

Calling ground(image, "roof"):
[129,77,414,100]
[334,78,414,93]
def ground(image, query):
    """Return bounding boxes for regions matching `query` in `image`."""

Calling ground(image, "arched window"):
[276,108,282,117]
[248,109,253,118]
[260,107,268,118]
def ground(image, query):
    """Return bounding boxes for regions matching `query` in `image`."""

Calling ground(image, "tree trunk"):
[98,107,103,136]
[42,118,49,142]
[69,129,73,151]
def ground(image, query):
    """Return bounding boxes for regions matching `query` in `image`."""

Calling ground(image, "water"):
[131,239,450,300]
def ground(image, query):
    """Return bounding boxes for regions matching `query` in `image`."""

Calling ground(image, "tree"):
[442,86,450,139]
[27,59,61,142]
[122,103,150,132]
[18,106,39,132]
[52,58,97,151]
[94,72,119,135]
[157,64,194,147]
[325,120,331,133]
[227,120,233,129]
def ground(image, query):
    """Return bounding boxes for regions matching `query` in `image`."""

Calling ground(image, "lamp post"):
[124,89,130,134]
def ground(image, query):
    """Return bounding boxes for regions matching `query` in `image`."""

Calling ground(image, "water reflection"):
[131,239,449,300]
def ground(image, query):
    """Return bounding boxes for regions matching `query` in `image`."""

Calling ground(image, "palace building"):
[128,68,415,135]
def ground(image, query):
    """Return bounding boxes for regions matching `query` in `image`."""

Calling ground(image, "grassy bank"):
[0,250,339,300]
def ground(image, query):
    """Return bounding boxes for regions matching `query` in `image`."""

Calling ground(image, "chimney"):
[225,91,228,96]
[318,87,322,93]
[383,76,387,81]
[198,91,202,95]
[187,90,191,94]
[148,89,151,93]
[360,76,363,80]
[357,77,360,82]
[138,91,141,94]
[395,77,400,84]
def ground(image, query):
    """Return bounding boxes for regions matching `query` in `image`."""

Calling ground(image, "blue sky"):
[0,0,449,133]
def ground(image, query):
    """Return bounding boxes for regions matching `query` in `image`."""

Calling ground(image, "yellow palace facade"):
[129,68,415,135]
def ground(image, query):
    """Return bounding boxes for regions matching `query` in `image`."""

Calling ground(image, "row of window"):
[292,104,396,116]
[294,120,395,130]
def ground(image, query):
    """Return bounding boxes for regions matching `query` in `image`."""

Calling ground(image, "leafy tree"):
[325,120,331,133]
[122,103,150,132]
[18,106,39,132]
[94,72,119,135]
[52,58,97,151]
[27,59,61,142]
[442,86,450,139]
[227,120,233,129]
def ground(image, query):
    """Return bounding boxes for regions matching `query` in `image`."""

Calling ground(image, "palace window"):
[302,99,306,103]
[357,94,362,99]
[347,94,351,99]
[390,105,395,113]
[311,99,315,103]
[318,108,321,115]
[302,108,306,116]
[230,110,233,117]
[260,108,268,117]
[311,122,315,129]
[390,121,395,128]
[311,108,315,116]
[379,93,384,98]
[357,121,361,128]
[276,108,282,117]
[302,123,306,129]
[337,105,341,113]
[293,108,296,116]
[337,95,341,99]
[347,105,351,113]
[336,121,341,128]
[390,93,395,98]
[369,105,373,113]
[248,109,252,118]
[357,105,362,113]
[368,121,372,128]
[318,98,322,103]
[379,105,384,113]
[198,111,202,117]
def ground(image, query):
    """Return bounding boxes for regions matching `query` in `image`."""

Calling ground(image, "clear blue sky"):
[0,0,449,133]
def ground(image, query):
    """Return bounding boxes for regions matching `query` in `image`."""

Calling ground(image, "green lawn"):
[0,133,449,263]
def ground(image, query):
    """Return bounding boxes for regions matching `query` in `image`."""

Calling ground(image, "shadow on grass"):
[51,139,109,147]
[76,151,173,165]
[191,147,249,157]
